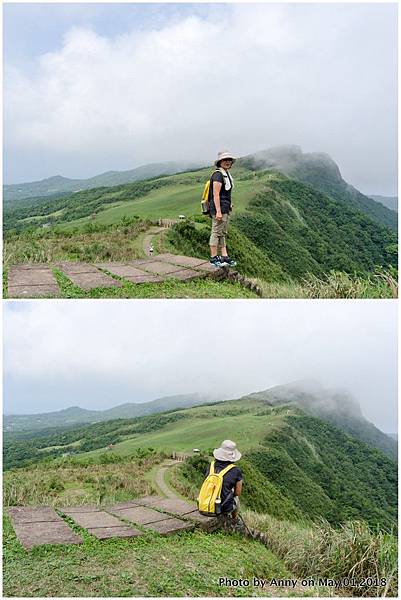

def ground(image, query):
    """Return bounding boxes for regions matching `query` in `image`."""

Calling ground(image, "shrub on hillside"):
[233,178,397,279]
[244,510,398,597]
[167,221,287,282]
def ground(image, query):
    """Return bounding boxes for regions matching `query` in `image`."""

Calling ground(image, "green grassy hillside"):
[3,397,397,597]
[233,177,396,278]
[239,146,397,231]
[5,395,397,533]
[4,163,398,298]
[3,167,262,232]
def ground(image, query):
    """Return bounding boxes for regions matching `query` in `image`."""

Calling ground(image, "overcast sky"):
[4,3,397,195]
[3,300,397,433]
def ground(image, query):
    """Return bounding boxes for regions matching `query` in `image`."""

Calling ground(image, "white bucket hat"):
[213,439,242,462]
[215,151,236,166]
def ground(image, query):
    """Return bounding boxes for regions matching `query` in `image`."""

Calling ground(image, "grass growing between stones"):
[51,269,258,299]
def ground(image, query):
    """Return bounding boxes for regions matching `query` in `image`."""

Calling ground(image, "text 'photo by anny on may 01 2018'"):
[3,300,398,598]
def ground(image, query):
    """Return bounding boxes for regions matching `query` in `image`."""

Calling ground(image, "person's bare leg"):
[210,245,218,257]
[221,245,228,257]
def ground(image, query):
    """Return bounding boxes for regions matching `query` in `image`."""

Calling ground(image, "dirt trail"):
[154,459,182,499]
[142,227,165,256]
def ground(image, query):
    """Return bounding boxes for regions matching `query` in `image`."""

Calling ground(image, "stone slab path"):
[7,265,60,298]
[55,262,122,290]
[61,507,142,540]
[142,517,194,535]
[106,504,194,535]
[135,496,214,528]
[8,495,213,549]
[7,254,222,298]
[107,505,170,525]
[7,506,83,549]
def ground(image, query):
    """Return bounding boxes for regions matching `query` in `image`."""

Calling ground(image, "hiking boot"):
[209,256,224,268]
[219,255,237,267]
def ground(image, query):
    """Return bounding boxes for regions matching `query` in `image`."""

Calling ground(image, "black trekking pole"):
[237,511,254,537]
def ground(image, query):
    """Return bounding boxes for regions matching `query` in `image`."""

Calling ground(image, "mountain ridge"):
[243,381,397,460]
[4,384,397,533]
[3,392,215,432]
[4,146,395,232]
[4,161,205,203]
[239,145,397,231]
[4,382,396,461]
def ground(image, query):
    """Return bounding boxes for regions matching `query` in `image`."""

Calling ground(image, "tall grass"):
[254,267,398,299]
[301,268,398,299]
[3,452,163,508]
[3,218,150,266]
[243,510,397,597]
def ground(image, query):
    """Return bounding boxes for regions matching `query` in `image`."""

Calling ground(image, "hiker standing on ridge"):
[209,152,237,268]
[202,440,243,522]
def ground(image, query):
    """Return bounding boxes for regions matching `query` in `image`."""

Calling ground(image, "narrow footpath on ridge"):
[154,459,183,499]
[142,226,166,256]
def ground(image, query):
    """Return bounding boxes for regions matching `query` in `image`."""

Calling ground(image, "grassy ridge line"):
[3,166,262,231]
[4,398,271,470]
[164,410,397,532]
[5,399,398,533]
[4,166,398,299]
[3,419,397,597]
[80,413,287,459]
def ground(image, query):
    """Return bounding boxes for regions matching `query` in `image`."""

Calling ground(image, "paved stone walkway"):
[7,506,83,550]
[7,254,220,298]
[7,264,60,298]
[61,507,142,540]
[7,496,215,550]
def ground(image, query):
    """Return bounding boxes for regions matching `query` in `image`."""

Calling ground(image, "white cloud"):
[4,4,397,193]
[4,301,397,431]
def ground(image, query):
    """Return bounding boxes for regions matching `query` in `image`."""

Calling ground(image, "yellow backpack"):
[201,170,221,215]
[197,460,236,516]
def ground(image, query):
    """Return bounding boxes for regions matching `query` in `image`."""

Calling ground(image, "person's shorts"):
[209,213,229,248]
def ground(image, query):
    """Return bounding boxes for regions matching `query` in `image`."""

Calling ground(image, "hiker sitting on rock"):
[209,152,237,268]
[198,440,243,527]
